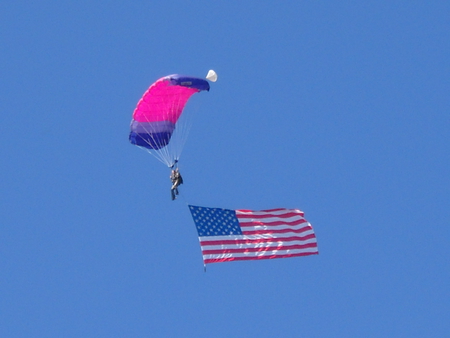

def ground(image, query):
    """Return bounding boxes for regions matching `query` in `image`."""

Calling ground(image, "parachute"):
[206,70,218,82]
[129,73,213,167]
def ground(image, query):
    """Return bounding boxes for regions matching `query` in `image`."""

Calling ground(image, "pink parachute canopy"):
[133,76,206,123]
[129,74,210,153]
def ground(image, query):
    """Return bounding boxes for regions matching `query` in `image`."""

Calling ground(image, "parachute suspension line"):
[136,108,171,166]
[173,113,192,164]
[141,91,187,168]
[169,95,192,166]
[168,92,184,166]
[153,89,175,166]
[133,86,186,167]
[134,128,169,166]
[155,94,181,167]
[162,90,196,168]
[165,95,182,166]
[134,123,168,166]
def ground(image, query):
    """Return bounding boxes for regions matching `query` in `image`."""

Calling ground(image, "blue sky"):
[1,1,449,337]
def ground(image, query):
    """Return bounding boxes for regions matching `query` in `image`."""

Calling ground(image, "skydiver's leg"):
[171,189,176,200]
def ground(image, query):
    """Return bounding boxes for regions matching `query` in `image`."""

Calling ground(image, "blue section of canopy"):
[167,75,210,91]
[129,120,175,150]
[129,131,172,149]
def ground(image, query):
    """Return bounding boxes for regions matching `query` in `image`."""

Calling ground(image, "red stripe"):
[204,250,318,264]
[200,233,317,246]
[202,242,318,255]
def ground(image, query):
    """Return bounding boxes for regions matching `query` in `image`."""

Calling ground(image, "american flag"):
[188,205,318,264]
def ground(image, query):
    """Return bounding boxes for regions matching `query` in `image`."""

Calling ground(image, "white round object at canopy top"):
[206,70,218,82]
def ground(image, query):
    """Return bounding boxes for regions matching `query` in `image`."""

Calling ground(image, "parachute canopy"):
[130,75,210,150]
[129,74,210,166]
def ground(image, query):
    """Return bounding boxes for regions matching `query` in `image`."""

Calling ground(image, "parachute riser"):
[169,159,179,169]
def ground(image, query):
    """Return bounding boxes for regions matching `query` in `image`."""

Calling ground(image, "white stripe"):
[202,247,319,260]
[199,229,316,242]
[237,214,306,224]
[201,238,318,251]
[238,222,311,232]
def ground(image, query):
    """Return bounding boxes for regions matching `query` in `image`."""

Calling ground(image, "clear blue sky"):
[1,1,449,337]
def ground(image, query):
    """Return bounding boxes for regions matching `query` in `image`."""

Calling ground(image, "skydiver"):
[170,168,183,200]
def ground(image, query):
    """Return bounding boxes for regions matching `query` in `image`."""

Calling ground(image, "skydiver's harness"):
[170,160,183,186]
[171,172,183,189]
[170,160,183,200]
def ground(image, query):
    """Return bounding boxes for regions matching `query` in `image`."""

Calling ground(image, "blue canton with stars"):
[188,205,243,237]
